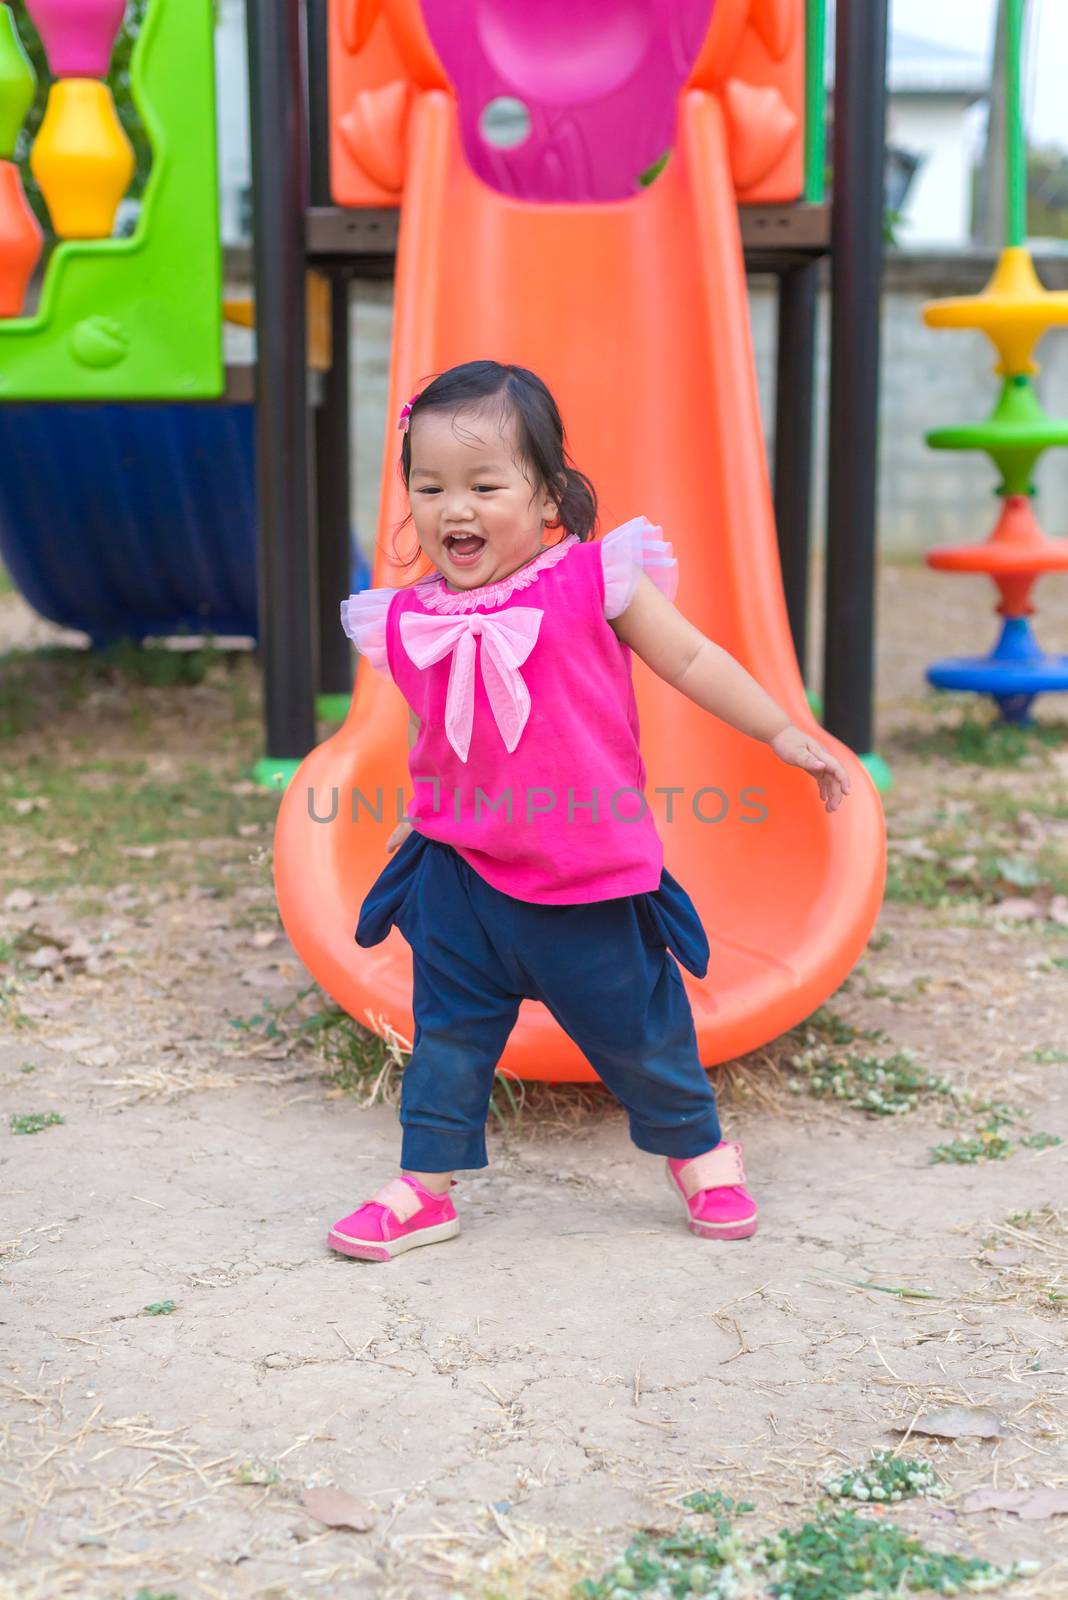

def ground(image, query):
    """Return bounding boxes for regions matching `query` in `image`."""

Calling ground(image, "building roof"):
[888,31,989,97]
[824,10,990,100]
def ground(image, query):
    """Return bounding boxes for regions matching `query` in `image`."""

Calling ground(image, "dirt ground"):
[1,559,1067,1600]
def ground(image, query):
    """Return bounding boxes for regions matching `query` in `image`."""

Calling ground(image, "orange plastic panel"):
[329,0,805,206]
[274,89,885,1082]
[0,160,42,315]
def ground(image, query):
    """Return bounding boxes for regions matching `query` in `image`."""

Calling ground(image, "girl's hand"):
[770,723,851,812]
[387,819,414,854]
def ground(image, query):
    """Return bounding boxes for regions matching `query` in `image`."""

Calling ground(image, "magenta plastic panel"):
[24,0,127,77]
[420,0,714,201]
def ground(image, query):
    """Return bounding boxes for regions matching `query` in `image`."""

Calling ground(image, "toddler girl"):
[329,360,850,1262]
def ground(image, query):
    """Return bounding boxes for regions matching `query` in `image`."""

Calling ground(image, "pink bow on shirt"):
[398,607,543,763]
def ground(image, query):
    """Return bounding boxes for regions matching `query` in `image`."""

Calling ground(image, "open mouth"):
[444,533,486,567]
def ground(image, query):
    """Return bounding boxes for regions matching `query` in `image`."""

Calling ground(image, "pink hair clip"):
[397,390,421,433]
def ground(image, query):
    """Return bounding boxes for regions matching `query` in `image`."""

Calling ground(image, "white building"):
[215,0,251,247]
[886,31,989,248]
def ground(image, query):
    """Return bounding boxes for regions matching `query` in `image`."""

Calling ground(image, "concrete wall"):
[349,252,1068,563]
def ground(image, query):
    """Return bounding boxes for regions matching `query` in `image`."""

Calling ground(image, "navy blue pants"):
[355,831,722,1172]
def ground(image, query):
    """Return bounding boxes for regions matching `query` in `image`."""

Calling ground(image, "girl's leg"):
[518,903,721,1159]
[398,946,523,1173]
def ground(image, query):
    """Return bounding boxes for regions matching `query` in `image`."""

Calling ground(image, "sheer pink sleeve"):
[600,516,679,620]
[340,587,395,680]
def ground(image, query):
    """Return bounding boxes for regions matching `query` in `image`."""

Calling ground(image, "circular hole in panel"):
[479,96,532,150]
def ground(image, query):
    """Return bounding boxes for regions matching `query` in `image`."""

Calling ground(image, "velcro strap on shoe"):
[369,1176,424,1222]
[676,1142,746,1198]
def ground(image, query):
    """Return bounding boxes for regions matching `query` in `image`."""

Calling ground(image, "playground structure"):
[272,0,888,1082]
[0,0,892,1082]
[922,0,1068,724]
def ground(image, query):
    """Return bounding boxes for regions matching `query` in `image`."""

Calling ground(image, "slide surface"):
[274,86,886,1082]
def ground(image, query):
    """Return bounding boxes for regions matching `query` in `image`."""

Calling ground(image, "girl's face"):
[407,404,559,591]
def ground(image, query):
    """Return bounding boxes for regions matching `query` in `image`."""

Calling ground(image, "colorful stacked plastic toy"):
[0,0,222,399]
[921,0,1068,724]
[27,0,135,239]
[0,3,42,313]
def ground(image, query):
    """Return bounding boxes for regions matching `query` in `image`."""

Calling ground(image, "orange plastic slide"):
[273,88,887,1083]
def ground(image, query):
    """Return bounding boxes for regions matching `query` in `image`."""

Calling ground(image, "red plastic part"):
[0,160,42,317]
[925,495,1068,618]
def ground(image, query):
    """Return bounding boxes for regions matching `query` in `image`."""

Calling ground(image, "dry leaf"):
[27,946,63,969]
[900,1406,1003,1440]
[982,1248,1027,1267]
[78,1045,120,1068]
[4,889,36,912]
[122,845,158,860]
[889,838,939,860]
[251,930,279,949]
[963,1487,1068,1520]
[301,1486,375,1532]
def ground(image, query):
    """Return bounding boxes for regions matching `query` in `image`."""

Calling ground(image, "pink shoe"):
[328,1174,460,1261]
[665,1141,758,1240]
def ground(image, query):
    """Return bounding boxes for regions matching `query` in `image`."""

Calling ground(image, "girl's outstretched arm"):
[610,572,851,812]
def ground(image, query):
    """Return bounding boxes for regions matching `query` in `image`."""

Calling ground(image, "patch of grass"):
[143,1300,177,1316]
[886,839,1068,911]
[824,1451,943,1504]
[0,639,225,739]
[785,1010,1052,1165]
[10,1110,64,1134]
[574,1480,1035,1599]
[233,1459,281,1486]
[1020,1131,1064,1150]
[897,706,1068,768]
[884,787,1068,912]
[1,753,277,894]
[1032,1047,1068,1063]
[761,1507,1030,1600]
[931,1132,1014,1164]
[929,1096,1055,1165]
[786,1008,959,1118]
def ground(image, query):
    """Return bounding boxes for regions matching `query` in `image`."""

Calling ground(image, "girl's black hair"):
[391,360,598,565]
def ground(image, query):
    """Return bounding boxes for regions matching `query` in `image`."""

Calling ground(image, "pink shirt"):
[340,517,678,904]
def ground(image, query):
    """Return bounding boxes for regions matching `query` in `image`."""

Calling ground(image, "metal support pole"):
[823,0,888,752]
[247,0,317,759]
[773,260,819,685]
[307,0,353,701]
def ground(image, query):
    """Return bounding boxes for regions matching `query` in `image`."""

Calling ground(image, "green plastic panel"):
[0,5,35,159]
[0,0,222,399]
